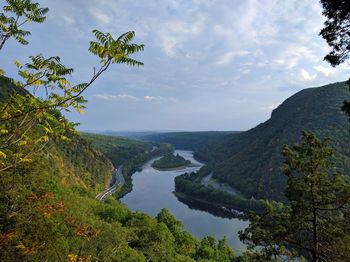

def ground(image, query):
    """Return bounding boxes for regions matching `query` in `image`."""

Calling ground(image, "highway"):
[96,165,125,201]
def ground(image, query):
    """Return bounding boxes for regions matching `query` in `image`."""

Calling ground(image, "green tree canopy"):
[0,0,144,173]
[0,0,49,50]
[319,0,350,67]
[319,0,350,120]
[240,131,350,261]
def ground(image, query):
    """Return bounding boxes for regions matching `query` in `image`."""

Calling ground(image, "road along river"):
[96,165,125,201]
[121,150,248,255]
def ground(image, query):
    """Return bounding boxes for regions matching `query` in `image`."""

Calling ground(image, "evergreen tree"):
[240,131,350,261]
[283,131,350,261]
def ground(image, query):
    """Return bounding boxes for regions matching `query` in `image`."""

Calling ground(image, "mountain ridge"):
[196,81,350,200]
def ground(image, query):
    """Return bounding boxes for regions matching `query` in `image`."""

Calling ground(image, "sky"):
[1,0,350,131]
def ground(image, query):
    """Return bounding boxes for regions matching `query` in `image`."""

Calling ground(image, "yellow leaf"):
[60,135,70,141]
[59,79,70,87]
[0,68,5,76]
[0,129,8,134]
[34,80,42,86]
[20,157,33,163]
[18,140,27,146]
[0,151,6,158]
[41,135,49,142]
[76,107,84,114]
[16,243,26,250]
[14,60,22,68]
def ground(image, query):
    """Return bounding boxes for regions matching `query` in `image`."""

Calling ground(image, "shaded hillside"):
[142,131,239,151]
[102,131,159,139]
[0,76,28,100]
[1,77,235,261]
[81,132,153,166]
[199,81,350,201]
[55,133,114,190]
[81,132,174,198]
[0,77,14,100]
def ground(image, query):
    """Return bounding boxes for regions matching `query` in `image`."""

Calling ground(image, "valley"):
[2,0,350,260]
[144,81,350,202]
[84,80,350,258]
[120,150,248,255]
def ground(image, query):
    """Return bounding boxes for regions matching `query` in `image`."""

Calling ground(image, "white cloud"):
[158,14,206,57]
[242,69,251,74]
[300,68,317,82]
[314,65,335,77]
[91,11,111,24]
[215,50,250,66]
[19,0,350,131]
[144,95,177,103]
[274,45,318,69]
[62,15,76,25]
[260,103,280,111]
[95,94,177,104]
[95,94,138,102]
[160,36,178,57]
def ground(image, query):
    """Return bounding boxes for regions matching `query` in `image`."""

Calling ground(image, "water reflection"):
[121,150,248,254]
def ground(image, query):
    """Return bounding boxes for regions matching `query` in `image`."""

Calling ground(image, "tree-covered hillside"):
[1,129,235,261]
[81,132,153,166]
[0,1,235,259]
[81,132,175,198]
[0,72,235,262]
[141,131,239,151]
[198,81,350,200]
[152,153,191,170]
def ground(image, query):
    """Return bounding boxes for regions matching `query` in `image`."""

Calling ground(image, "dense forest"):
[82,132,175,198]
[175,167,265,213]
[1,127,235,261]
[195,82,350,200]
[0,1,236,260]
[141,131,238,151]
[152,153,191,170]
[81,132,153,166]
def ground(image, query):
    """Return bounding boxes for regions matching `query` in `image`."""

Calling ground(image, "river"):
[121,150,248,254]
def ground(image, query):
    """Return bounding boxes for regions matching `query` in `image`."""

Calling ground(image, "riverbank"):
[201,173,241,196]
[113,144,174,199]
[175,167,266,213]
[152,163,196,171]
[174,192,248,219]
[96,165,125,201]
[121,150,249,253]
[151,153,191,170]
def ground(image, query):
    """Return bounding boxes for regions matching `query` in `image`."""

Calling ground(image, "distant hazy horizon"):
[80,129,244,134]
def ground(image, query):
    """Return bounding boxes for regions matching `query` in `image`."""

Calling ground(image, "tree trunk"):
[312,208,318,262]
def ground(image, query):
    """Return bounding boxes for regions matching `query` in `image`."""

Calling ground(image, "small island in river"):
[152,153,191,170]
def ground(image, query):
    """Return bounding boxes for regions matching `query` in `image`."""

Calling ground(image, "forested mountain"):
[197,81,350,200]
[81,132,174,198]
[101,131,159,139]
[81,132,153,166]
[141,131,238,151]
[0,77,235,261]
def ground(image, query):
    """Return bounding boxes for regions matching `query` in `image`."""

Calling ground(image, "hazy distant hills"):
[141,131,239,151]
[198,81,350,201]
[78,130,158,140]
